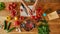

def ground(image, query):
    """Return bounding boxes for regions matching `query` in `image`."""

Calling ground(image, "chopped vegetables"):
[20,20,35,31]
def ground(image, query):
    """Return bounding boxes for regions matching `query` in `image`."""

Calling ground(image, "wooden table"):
[0,2,60,34]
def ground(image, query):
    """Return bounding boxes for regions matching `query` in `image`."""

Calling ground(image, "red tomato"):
[26,23,30,28]
[8,2,17,10]
[14,21,20,26]
[20,16,24,20]
[31,16,35,19]
[8,5,13,10]
[10,9,17,17]
[31,16,38,20]
[12,3,17,8]
[29,23,33,28]
[36,7,42,14]
[26,22,33,29]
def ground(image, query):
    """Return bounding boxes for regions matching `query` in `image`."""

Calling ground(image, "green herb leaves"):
[38,19,50,34]
[0,2,5,10]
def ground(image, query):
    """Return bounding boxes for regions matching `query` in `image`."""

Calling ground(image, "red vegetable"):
[26,22,33,29]
[36,7,42,14]
[8,5,13,10]
[12,2,17,8]
[31,15,41,20]
[35,7,42,19]
[10,9,17,17]
[20,16,24,20]
[14,21,20,26]
[8,2,17,10]
[31,15,38,19]
[29,23,33,28]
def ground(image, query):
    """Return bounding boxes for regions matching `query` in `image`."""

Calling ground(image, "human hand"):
[32,6,35,13]
[27,8,33,15]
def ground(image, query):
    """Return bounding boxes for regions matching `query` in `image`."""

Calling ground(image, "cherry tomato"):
[10,9,17,17]
[12,2,17,8]
[20,16,24,20]
[14,21,20,26]
[31,16,37,20]
[29,23,33,28]
[8,5,13,10]
[31,16,35,19]
[8,2,17,10]
[36,7,42,14]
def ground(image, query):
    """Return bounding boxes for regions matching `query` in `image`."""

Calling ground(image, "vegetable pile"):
[38,19,50,34]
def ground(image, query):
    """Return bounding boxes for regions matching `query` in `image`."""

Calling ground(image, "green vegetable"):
[7,22,11,30]
[38,19,50,34]
[0,2,5,10]
[7,27,16,32]
[4,20,7,30]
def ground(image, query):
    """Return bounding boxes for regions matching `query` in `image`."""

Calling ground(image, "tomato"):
[12,2,17,8]
[20,16,24,20]
[10,9,16,17]
[8,5,13,10]
[14,21,20,26]
[8,2,17,10]
[29,23,33,28]
[31,16,35,19]
[31,16,38,20]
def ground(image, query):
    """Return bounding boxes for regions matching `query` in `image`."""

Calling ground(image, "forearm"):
[21,1,30,10]
[33,0,38,8]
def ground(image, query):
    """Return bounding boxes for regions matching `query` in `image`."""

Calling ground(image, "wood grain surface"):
[0,1,60,34]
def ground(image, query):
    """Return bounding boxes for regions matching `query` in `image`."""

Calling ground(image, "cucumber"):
[7,27,16,33]
[7,22,11,30]
[4,20,7,30]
